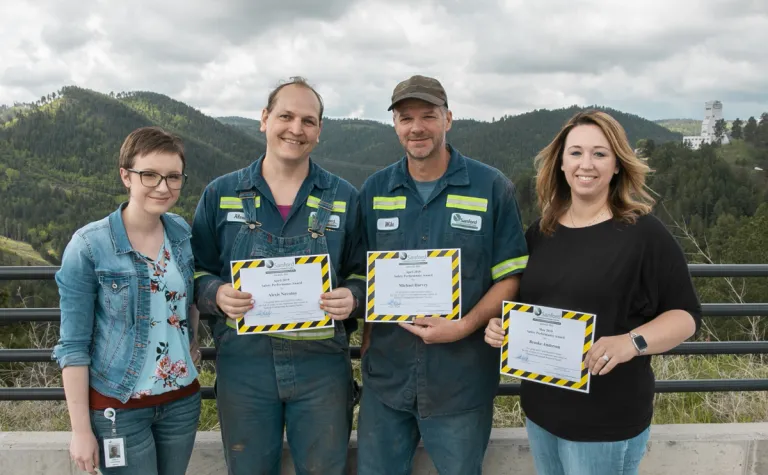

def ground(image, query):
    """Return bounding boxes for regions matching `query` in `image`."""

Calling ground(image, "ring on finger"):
[602,354,610,362]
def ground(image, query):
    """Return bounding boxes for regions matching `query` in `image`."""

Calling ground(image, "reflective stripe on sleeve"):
[491,255,528,280]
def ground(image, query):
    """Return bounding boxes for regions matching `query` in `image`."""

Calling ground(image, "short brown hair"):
[534,110,655,235]
[266,76,324,122]
[118,126,185,170]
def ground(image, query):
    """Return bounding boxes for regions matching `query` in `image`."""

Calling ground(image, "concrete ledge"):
[3,424,768,474]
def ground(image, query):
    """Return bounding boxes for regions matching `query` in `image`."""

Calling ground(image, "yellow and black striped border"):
[230,254,333,334]
[500,302,595,393]
[365,249,461,323]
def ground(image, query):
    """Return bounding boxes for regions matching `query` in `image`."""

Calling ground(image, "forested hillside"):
[0,86,765,318]
[0,87,681,271]
[0,87,262,261]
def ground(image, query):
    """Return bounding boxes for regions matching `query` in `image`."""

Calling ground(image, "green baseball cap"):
[387,75,448,111]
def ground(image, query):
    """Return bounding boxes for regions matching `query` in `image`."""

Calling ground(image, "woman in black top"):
[485,110,701,475]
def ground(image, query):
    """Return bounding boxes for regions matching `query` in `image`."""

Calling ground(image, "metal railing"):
[1,264,767,401]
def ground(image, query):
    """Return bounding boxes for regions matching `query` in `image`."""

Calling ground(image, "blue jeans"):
[356,390,493,475]
[89,391,201,475]
[526,418,650,475]
[214,323,354,475]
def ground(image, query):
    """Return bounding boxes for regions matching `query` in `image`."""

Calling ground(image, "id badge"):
[103,437,126,468]
[102,408,126,467]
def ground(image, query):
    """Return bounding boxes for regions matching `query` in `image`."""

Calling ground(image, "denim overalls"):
[212,172,355,475]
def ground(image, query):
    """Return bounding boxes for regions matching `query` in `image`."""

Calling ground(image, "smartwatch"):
[630,331,648,354]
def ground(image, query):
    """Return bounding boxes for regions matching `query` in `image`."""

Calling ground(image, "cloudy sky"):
[1,0,766,123]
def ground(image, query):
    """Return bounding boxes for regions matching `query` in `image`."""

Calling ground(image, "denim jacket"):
[52,204,195,403]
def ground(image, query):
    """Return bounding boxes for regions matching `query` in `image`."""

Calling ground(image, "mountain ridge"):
[0,86,699,263]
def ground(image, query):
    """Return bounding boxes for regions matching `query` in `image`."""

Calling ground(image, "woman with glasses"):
[53,126,202,475]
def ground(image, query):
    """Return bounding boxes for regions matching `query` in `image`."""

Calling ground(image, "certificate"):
[500,301,596,393]
[365,249,461,323]
[230,254,333,334]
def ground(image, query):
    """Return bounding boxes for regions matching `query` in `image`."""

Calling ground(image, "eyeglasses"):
[127,169,187,190]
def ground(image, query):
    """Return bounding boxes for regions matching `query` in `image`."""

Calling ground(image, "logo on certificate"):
[532,306,562,322]
[397,250,428,263]
[264,259,295,272]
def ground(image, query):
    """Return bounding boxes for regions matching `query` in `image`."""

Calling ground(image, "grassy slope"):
[656,118,737,137]
[0,236,52,265]
[656,119,702,136]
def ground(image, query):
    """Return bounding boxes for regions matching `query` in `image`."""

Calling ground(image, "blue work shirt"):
[191,156,366,337]
[360,144,528,416]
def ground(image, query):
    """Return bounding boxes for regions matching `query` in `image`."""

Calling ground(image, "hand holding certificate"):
[500,302,596,393]
[365,249,461,323]
[230,254,333,334]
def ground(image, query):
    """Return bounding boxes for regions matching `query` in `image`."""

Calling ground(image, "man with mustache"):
[356,75,529,475]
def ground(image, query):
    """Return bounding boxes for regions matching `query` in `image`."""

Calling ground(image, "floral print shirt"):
[131,233,198,397]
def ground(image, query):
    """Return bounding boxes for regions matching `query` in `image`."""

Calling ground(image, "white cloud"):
[0,0,766,121]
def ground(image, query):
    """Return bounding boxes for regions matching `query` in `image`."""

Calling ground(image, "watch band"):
[630,331,647,354]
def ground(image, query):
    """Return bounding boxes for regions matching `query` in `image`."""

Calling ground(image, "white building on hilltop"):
[683,100,730,150]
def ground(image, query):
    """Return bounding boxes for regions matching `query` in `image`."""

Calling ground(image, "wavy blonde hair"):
[534,110,655,235]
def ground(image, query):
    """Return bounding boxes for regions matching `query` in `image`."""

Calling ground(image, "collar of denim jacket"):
[108,203,190,255]
[160,213,192,244]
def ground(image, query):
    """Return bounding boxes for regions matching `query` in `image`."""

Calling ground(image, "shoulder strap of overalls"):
[309,174,340,235]
[236,168,261,225]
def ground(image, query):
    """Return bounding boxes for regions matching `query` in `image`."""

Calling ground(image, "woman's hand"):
[484,318,505,348]
[190,338,202,367]
[585,334,638,375]
[70,429,100,474]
